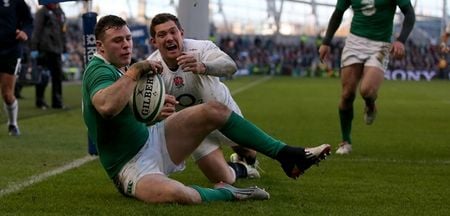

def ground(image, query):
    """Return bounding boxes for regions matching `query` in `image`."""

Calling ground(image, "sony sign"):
[384,70,439,81]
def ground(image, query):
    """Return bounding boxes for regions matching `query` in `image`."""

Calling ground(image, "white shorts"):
[191,94,242,161]
[341,33,391,71]
[113,121,185,197]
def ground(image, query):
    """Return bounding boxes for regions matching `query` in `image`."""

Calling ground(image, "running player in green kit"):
[319,0,415,155]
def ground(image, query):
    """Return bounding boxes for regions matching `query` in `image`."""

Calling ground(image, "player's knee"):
[360,87,377,99]
[1,92,14,104]
[221,175,236,185]
[341,91,356,104]
[202,101,231,124]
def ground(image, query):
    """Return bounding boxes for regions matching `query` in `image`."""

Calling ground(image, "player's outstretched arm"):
[320,8,345,62]
[397,2,415,45]
[391,2,415,59]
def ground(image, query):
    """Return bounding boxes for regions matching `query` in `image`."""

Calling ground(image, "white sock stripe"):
[14,58,22,76]
[8,99,18,110]
[2,100,17,110]
[3,100,18,126]
[0,155,97,198]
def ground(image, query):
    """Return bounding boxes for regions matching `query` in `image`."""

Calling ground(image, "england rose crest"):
[173,76,184,88]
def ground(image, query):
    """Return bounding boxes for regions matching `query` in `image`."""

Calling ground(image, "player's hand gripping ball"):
[130,73,165,123]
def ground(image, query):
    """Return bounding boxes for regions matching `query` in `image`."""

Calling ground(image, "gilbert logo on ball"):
[130,73,165,123]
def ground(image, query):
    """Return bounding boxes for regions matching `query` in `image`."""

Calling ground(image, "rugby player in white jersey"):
[147,13,260,184]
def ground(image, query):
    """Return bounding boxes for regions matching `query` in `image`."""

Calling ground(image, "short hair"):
[95,15,127,41]
[150,13,183,38]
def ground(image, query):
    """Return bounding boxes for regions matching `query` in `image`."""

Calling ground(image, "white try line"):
[231,76,272,95]
[0,76,271,198]
[0,155,97,198]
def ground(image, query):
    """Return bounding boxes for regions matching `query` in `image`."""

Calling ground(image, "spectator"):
[31,3,67,109]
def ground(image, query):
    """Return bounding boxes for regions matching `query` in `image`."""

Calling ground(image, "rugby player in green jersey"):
[82,15,331,204]
[319,0,415,154]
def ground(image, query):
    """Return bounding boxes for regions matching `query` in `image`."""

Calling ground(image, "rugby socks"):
[363,97,375,109]
[227,162,247,178]
[190,185,234,202]
[274,145,307,177]
[219,111,286,158]
[339,108,353,144]
[3,100,18,126]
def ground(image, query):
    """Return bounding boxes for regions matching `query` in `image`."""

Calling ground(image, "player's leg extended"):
[136,174,268,203]
[164,101,285,165]
[134,166,267,203]
[218,108,330,179]
[166,101,329,179]
[135,174,202,204]
[338,64,363,146]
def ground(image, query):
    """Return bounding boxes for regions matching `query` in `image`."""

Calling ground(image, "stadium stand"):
[50,16,448,81]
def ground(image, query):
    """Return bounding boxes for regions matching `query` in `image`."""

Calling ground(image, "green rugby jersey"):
[337,0,411,42]
[82,55,149,179]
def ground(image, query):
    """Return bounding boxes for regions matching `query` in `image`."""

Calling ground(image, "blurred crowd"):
[60,19,85,80]
[216,35,444,78]
[58,19,446,80]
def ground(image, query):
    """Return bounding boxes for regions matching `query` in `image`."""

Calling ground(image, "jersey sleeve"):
[85,66,117,99]
[335,0,351,12]
[17,0,33,37]
[397,0,412,8]
[203,42,226,59]
[201,41,237,77]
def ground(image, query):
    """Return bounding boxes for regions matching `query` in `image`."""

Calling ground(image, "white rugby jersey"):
[147,39,238,112]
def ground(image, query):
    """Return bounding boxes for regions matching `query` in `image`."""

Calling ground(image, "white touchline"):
[0,155,97,198]
[231,76,272,95]
[0,76,271,198]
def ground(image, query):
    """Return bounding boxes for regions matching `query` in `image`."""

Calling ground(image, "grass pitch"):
[0,77,449,215]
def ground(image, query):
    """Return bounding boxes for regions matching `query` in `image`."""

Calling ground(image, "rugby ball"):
[129,73,165,123]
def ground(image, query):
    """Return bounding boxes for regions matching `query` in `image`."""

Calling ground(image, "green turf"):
[0,77,449,215]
